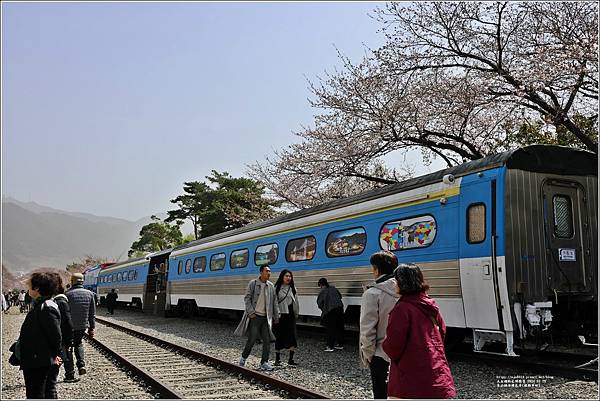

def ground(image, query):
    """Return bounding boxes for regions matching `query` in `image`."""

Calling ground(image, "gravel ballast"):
[2,311,154,399]
[2,307,597,399]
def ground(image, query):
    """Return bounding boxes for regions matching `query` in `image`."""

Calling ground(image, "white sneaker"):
[324,347,335,352]
[239,357,246,367]
[259,362,273,371]
[334,345,344,350]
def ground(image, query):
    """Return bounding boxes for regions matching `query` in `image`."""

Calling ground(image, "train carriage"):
[137,145,596,355]
[83,262,115,296]
[97,257,149,308]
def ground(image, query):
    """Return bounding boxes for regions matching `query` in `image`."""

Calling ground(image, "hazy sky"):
[2,1,444,221]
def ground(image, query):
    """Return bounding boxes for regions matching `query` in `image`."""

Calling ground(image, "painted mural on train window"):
[326,227,367,257]
[380,215,437,251]
[210,253,226,271]
[255,243,279,266]
[185,259,192,274]
[193,256,206,273]
[286,236,316,262]
[231,249,249,268]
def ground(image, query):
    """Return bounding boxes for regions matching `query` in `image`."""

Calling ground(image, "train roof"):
[98,256,147,273]
[172,145,596,254]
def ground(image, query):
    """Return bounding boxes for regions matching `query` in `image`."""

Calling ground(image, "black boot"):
[274,352,281,366]
[288,350,297,366]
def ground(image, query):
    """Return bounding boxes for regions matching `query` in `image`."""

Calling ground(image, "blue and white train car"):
[156,145,596,354]
[83,263,115,296]
[97,257,149,308]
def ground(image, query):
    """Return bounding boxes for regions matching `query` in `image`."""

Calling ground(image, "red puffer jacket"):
[382,292,456,399]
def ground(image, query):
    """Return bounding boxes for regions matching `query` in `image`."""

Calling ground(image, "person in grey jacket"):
[360,251,400,399]
[317,278,345,352]
[65,273,95,379]
[236,265,280,371]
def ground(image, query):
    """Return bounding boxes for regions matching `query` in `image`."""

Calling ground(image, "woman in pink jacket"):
[382,264,456,399]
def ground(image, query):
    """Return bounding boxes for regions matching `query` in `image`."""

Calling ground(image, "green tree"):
[511,114,598,148]
[165,181,211,240]
[128,216,184,257]
[201,171,282,237]
[166,171,281,240]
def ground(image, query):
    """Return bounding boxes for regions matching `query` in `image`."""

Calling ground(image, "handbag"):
[8,339,20,366]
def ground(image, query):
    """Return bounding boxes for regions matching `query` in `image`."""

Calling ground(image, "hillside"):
[1,200,157,272]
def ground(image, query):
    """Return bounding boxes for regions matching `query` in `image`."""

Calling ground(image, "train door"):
[542,179,590,293]
[460,178,501,330]
[144,251,171,315]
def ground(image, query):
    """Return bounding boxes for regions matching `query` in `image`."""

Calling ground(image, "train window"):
[117,272,123,281]
[128,270,135,280]
[553,195,574,238]
[325,227,367,257]
[379,215,437,251]
[286,236,316,262]
[467,203,486,243]
[193,257,206,273]
[210,253,226,271]
[178,260,183,275]
[122,272,127,282]
[133,270,138,281]
[112,273,117,282]
[255,243,279,266]
[185,259,192,274]
[230,249,249,269]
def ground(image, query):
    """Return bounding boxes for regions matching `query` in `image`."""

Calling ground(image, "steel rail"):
[95,316,330,399]
[85,333,184,399]
[448,350,598,382]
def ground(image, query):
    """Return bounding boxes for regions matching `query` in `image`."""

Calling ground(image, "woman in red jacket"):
[382,264,456,399]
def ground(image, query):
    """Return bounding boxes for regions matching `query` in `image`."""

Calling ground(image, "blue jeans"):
[241,315,271,364]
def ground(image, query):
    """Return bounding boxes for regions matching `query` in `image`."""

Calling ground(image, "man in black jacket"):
[19,272,63,399]
[106,288,118,315]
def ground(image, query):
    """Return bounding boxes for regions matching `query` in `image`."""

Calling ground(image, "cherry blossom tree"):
[249,2,598,209]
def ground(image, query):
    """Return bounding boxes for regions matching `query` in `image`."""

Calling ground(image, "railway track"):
[89,317,330,399]
[448,346,598,382]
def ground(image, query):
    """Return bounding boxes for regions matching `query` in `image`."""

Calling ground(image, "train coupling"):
[525,301,553,333]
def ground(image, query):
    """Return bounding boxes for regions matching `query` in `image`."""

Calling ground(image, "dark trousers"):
[60,344,74,378]
[107,302,115,314]
[241,315,271,364]
[65,330,86,377]
[324,307,345,348]
[369,355,390,399]
[23,365,59,399]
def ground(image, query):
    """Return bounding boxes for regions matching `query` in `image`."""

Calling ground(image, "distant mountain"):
[1,198,167,272]
[2,196,138,225]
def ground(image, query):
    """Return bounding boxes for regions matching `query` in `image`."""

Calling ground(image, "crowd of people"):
[6,250,455,399]
[2,290,33,313]
[7,272,97,399]
[235,250,456,399]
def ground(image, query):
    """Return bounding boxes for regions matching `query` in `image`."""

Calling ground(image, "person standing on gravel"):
[18,290,26,312]
[18,272,63,399]
[106,289,118,315]
[50,274,76,383]
[65,273,96,379]
[360,251,400,399]
[235,265,280,371]
[383,264,456,399]
[317,278,345,352]
[273,269,300,366]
